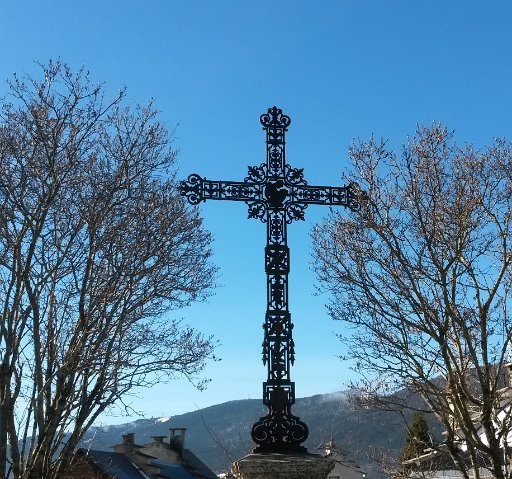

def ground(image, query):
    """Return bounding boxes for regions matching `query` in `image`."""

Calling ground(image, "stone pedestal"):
[232,453,335,479]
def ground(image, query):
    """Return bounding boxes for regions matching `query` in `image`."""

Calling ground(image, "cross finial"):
[260,106,291,130]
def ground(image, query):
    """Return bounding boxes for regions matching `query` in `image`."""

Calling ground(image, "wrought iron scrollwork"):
[179,106,365,453]
[251,383,308,453]
[246,163,267,183]
[268,212,285,243]
[285,203,307,223]
[180,173,204,205]
[247,201,266,221]
[285,165,307,186]
[347,182,368,210]
[260,106,291,130]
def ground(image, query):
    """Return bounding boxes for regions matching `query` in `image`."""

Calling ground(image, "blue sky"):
[2,1,512,422]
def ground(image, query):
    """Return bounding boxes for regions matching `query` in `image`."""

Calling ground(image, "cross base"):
[251,383,308,453]
[232,452,335,479]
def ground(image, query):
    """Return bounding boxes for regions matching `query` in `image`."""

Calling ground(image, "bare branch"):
[0,61,217,479]
[313,126,512,479]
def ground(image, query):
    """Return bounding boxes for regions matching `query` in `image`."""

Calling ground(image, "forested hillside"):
[84,392,442,478]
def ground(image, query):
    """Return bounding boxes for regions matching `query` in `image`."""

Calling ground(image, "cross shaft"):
[180,106,363,453]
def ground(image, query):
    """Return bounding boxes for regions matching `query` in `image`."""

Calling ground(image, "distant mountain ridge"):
[83,391,439,478]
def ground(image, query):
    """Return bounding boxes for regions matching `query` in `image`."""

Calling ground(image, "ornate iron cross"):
[180,107,363,453]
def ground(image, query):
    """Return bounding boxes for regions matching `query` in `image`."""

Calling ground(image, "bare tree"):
[0,61,217,479]
[313,125,512,479]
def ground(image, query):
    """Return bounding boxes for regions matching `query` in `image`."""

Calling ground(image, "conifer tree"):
[401,413,433,472]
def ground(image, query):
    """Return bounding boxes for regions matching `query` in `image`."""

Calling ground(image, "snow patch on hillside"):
[155,416,170,423]
[320,391,348,402]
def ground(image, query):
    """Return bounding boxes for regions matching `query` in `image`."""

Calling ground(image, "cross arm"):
[180,173,263,205]
[290,182,365,212]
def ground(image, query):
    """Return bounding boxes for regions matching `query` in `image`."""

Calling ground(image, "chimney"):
[169,428,186,456]
[324,438,335,456]
[122,433,135,445]
[151,435,167,445]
